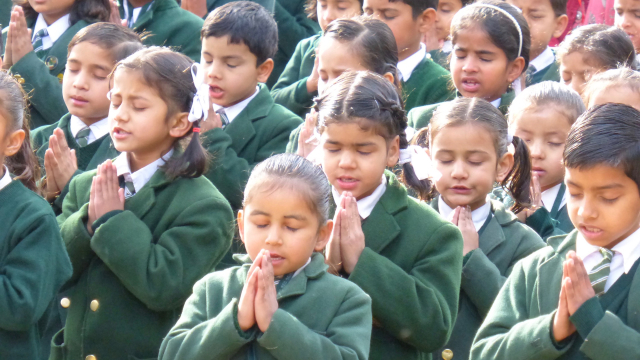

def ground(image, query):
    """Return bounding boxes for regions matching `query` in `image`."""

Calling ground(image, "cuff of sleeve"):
[91,210,125,233]
[570,297,605,339]
[462,249,475,265]
[233,301,258,340]
[526,207,555,235]
[549,310,575,349]
[53,170,83,211]
[294,77,316,105]
[200,127,227,148]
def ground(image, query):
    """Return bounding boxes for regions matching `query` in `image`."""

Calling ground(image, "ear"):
[418,8,437,34]
[4,129,25,157]
[168,111,192,138]
[383,72,395,84]
[257,58,274,83]
[314,219,334,252]
[237,209,246,244]
[496,151,514,183]
[553,15,569,39]
[386,135,400,167]
[506,57,526,84]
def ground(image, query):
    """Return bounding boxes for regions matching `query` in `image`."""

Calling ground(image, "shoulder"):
[31,120,61,149]
[407,102,443,129]
[414,58,451,80]
[197,264,247,293]
[300,33,322,50]
[154,0,204,26]
[492,200,544,240]
[3,181,56,222]
[164,174,231,206]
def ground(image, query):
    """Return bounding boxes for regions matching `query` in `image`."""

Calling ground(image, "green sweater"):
[159,252,373,360]
[50,168,234,360]
[402,57,455,112]
[471,231,640,360]
[336,171,463,360]
[0,179,72,360]
[428,49,450,71]
[271,33,321,117]
[430,199,545,360]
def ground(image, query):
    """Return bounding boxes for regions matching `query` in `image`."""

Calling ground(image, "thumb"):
[27,28,32,37]
[122,19,128,27]
[70,149,77,165]
[118,188,125,204]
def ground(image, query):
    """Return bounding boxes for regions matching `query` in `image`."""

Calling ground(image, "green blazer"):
[271,33,321,117]
[429,199,545,360]
[31,113,120,215]
[471,231,640,360]
[0,179,72,360]
[336,171,463,360]
[402,57,456,112]
[207,0,275,14]
[159,252,373,360]
[120,0,204,61]
[2,19,88,128]
[527,52,560,86]
[407,91,516,130]
[0,0,11,31]
[50,168,234,360]
[428,49,450,71]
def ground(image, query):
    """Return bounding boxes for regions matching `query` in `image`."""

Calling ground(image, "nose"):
[577,197,598,220]
[73,69,89,90]
[324,6,338,25]
[205,61,221,80]
[529,140,544,159]
[461,56,478,74]
[450,160,467,179]
[264,226,283,246]
[338,151,357,169]
[617,13,631,29]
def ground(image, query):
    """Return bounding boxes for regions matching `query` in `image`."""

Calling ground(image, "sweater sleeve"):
[273,1,319,61]
[271,38,316,116]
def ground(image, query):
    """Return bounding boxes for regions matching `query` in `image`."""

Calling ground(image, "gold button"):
[85,355,96,360]
[60,298,70,308]
[13,75,25,84]
[442,349,453,360]
[90,300,99,312]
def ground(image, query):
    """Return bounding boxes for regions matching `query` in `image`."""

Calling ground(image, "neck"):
[529,47,544,63]
[541,181,562,193]
[42,11,68,26]
[128,0,153,8]
[442,196,487,212]
[128,145,172,173]
[398,42,421,62]
[77,114,107,127]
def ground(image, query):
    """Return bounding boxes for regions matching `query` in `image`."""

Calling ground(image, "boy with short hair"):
[471,103,640,360]
[507,0,568,86]
[363,0,455,111]
[429,0,473,71]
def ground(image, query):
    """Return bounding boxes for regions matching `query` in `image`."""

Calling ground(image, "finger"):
[263,252,274,282]
[70,149,77,167]
[118,188,125,204]
[55,128,70,153]
[248,249,265,276]
[565,277,576,305]
[331,207,341,243]
[452,206,461,225]
[89,176,97,218]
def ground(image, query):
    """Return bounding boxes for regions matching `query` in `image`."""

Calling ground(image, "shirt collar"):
[577,227,640,274]
[438,196,492,231]
[113,149,174,194]
[529,47,555,73]
[397,43,427,82]
[490,98,502,108]
[331,175,387,219]
[441,40,453,54]
[211,86,260,124]
[0,166,11,191]
[541,182,567,210]
[33,13,70,44]
[70,115,110,144]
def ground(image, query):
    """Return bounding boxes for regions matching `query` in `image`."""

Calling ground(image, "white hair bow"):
[188,63,210,123]
[398,145,441,181]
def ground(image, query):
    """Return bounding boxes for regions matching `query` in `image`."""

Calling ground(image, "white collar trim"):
[398,43,427,82]
[113,149,174,196]
[529,47,555,73]
[577,227,640,274]
[211,87,260,124]
[33,14,70,49]
[70,115,109,145]
[541,182,567,211]
[331,175,387,219]
[0,166,11,191]
[438,196,492,231]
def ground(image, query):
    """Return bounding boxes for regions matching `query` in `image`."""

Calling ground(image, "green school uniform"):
[402,57,455,112]
[335,171,463,360]
[2,19,88,128]
[119,0,204,61]
[0,0,11,31]
[50,167,234,360]
[526,50,560,86]
[271,33,321,118]
[159,252,373,360]
[206,0,275,14]
[31,114,119,215]
[429,49,450,71]
[429,198,545,360]
[0,179,72,360]
[407,91,516,130]
[471,231,640,360]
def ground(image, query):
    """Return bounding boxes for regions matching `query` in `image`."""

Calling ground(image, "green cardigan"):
[337,171,463,360]
[2,19,88,128]
[430,199,545,360]
[428,49,450,71]
[0,179,72,360]
[159,252,372,360]
[401,57,456,112]
[271,33,321,117]
[50,168,234,360]
[471,231,640,360]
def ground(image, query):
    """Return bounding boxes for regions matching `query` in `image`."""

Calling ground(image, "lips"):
[209,85,224,99]
[460,77,481,93]
[70,95,89,106]
[268,253,285,265]
[579,224,604,241]
[532,167,546,176]
[336,176,359,190]
[112,126,131,140]
[450,185,472,195]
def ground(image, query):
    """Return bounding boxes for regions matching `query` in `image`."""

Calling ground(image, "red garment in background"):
[550,0,615,46]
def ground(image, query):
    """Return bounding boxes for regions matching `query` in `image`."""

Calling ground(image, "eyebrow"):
[325,140,377,147]
[284,214,307,221]
[249,210,307,221]
[436,149,490,155]
[249,210,270,217]
[91,64,111,72]
[566,180,625,190]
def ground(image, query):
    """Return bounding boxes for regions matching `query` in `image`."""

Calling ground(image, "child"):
[364,0,455,111]
[583,67,640,110]
[408,0,530,130]
[319,71,464,360]
[408,97,545,360]
[0,68,72,360]
[471,103,640,360]
[1,0,110,128]
[31,22,143,215]
[271,0,363,117]
[557,24,635,96]
[50,47,234,360]
[429,0,472,71]
[506,0,568,86]
[159,153,373,360]
[615,0,640,54]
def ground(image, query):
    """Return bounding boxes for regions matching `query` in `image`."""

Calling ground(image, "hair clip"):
[192,127,201,133]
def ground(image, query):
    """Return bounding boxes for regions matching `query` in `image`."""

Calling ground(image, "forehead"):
[453,25,503,53]
[246,180,319,216]
[201,35,257,60]
[512,106,573,133]
[615,0,640,8]
[112,68,158,96]
[432,123,497,153]
[507,0,554,11]
[318,39,366,69]
[560,51,594,72]
[68,42,114,66]
[589,85,640,110]
[363,0,408,10]
[321,121,388,144]
[566,164,634,189]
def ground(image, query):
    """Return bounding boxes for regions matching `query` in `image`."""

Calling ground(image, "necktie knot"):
[599,247,614,261]
[589,247,614,296]
[75,126,91,147]
[119,174,136,198]
[217,109,229,129]
[32,28,49,54]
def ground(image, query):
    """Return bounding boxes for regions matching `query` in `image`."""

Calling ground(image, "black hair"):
[305,0,364,21]
[244,153,331,225]
[551,0,568,17]
[394,0,436,17]
[412,97,532,213]
[0,71,40,193]
[509,81,585,126]
[564,103,640,192]
[557,24,636,71]
[17,0,110,25]
[110,47,209,180]
[452,0,531,72]
[68,22,143,64]
[201,1,278,65]
[583,67,640,107]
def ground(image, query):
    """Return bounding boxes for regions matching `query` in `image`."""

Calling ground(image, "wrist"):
[306,78,318,93]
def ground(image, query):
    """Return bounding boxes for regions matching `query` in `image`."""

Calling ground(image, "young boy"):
[429,0,472,71]
[615,0,640,54]
[507,0,568,86]
[471,103,640,360]
[364,0,455,111]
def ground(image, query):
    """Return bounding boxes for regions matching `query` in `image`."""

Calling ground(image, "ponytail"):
[406,127,436,202]
[163,122,210,180]
[502,135,531,214]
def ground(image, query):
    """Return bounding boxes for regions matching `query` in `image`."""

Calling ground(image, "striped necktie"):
[119,174,136,198]
[589,248,614,296]
[217,109,229,129]
[525,64,537,85]
[32,28,49,55]
[75,126,91,147]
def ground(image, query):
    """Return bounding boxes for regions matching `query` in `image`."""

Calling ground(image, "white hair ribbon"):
[399,145,441,181]
[405,126,417,143]
[469,3,523,58]
[507,129,514,143]
[188,63,210,123]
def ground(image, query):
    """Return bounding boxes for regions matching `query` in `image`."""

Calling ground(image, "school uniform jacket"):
[429,49,450,71]
[206,0,275,15]
[159,252,373,360]
[429,199,545,360]
[336,171,463,360]
[470,231,640,360]
[50,168,234,360]
[401,57,456,112]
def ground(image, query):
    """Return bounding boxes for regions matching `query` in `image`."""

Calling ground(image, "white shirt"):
[212,87,260,124]
[541,183,567,211]
[70,116,109,145]
[438,196,492,231]
[491,98,502,108]
[33,14,70,51]
[577,227,640,292]
[123,0,154,26]
[398,43,427,82]
[441,40,453,54]
[529,47,555,73]
[0,166,11,191]
[331,175,387,219]
[113,149,174,197]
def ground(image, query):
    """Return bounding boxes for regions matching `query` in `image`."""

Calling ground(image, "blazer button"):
[90,300,99,312]
[13,75,25,84]
[442,349,453,360]
[85,355,96,360]
[60,298,71,308]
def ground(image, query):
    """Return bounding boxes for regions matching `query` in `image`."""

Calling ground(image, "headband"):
[469,3,523,58]
[189,63,210,127]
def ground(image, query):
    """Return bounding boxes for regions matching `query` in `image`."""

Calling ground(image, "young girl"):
[408,0,530,130]
[583,67,640,110]
[318,70,464,360]
[50,47,235,360]
[272,0,363,117]
[408,97,545,360]
[0,71,72,359]
[1,0,110,128]
[159,153,373,360]
[31,22,143,215]
[429,0,473,70]
[557,24,636,96]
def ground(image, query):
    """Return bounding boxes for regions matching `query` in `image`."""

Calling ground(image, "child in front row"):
[408,97,545,360]
[583,67,640,111]
[160,154,373,360]
[320,71,464,360]
[31,22,143,215]
[472,103,640,360]
[51,47,234,360]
